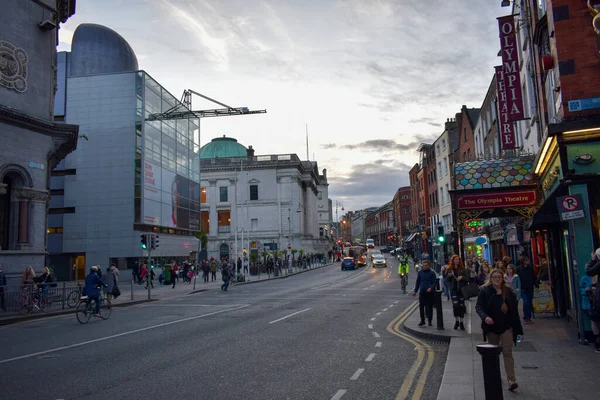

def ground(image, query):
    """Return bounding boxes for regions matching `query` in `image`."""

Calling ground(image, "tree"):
[261,250,270,265]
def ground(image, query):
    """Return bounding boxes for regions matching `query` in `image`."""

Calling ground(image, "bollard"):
[476,344,504,400]
[130,279,134,301]
[434,289,444,330]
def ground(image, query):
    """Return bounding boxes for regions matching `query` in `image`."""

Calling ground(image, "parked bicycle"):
[67,282,83,308]
[19,287,50,315]
[76,293,111,324]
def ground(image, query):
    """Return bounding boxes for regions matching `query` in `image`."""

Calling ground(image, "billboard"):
[143,161,200,230]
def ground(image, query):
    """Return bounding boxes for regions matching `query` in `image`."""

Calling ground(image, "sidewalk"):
[403,295,472,342]
[0,261,335,325]
[403,296,600,400]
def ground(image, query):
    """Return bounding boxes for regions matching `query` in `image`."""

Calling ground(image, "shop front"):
[530,123,600,339]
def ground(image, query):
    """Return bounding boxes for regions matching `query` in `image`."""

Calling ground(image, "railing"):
[0,282,83,314]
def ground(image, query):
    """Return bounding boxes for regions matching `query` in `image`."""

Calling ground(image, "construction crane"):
[146,89,267,121]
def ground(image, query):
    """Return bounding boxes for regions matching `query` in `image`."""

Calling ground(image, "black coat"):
[516,264,537,291]
[586,259,600,277]
[476,285,523,344]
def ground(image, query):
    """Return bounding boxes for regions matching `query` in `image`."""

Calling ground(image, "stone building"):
[0,0,78,282]
[198,136,329,260]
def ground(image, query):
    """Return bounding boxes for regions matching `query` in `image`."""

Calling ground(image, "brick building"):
[392,186,412,239]
[454,105,480,163]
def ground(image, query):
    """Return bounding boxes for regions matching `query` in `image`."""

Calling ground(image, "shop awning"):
[526,184,567,231]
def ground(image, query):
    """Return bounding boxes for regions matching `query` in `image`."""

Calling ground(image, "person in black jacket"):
[412,260,437,326]
[445,255,469,331]
[476,268,523,392]
[516,256,537,323]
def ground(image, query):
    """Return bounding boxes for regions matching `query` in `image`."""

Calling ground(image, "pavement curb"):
[0,298,156,326]
[402,306,452,343]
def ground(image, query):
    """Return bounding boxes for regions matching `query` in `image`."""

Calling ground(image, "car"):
[366,239,375,248]
[341,257,357,271]
[380,246,396,253]
[372,255,387,268]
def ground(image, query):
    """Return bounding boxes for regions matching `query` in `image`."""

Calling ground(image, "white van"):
[366,239,375,249]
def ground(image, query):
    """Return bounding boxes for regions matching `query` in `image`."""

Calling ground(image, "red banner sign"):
[457,190,538,210]
[495,66,516,150]
[498,15,524,121]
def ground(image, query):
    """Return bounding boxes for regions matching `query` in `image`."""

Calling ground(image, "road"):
[0,252,448,400]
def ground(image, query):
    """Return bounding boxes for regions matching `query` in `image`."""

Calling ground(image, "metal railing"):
[0,283,83,314]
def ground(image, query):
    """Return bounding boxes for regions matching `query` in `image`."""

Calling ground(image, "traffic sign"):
[556,194,585,221]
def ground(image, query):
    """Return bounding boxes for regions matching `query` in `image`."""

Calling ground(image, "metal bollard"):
[434,289,444,330]
[476,344,504,400]
[62,282,66,310]
[130,279,134,301]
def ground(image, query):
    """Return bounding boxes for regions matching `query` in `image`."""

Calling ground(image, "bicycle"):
[400,273,408,294]
[67,282,83,308]
[19,287,50,315]
[76,294,111,324]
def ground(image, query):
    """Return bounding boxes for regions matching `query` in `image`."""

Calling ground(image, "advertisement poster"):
[533,282,555,313]
[143,160,200,230]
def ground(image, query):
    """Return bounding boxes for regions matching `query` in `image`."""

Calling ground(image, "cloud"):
[339,136,437,152]
[59,27,75,46]
[328,161,410,210]
[321,143,337,149]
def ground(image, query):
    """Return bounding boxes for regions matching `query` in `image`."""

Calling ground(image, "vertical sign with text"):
[495,66,516,149]
[498,15,524,122]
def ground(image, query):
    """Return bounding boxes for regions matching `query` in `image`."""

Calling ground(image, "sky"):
[58,0,509,213]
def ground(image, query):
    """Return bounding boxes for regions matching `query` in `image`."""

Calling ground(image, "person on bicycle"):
[398,259,410,277]
[85,265,107,316]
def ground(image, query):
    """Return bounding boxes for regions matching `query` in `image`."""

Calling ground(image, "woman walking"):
[445,255,469,330]
[505,265,521,303]
[476,269,523,392]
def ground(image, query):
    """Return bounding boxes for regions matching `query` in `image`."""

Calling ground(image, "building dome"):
[70,23,139,76]
[199,136,248,159]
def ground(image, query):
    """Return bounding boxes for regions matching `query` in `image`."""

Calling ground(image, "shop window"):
[250,185,258,201]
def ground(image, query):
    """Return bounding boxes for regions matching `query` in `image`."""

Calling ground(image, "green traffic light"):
[438,236,445,243]
[141,243,147,249]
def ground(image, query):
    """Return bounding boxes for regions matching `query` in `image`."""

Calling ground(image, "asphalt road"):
[0,252,448,400]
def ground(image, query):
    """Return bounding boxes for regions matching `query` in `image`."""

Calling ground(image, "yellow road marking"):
[386,301,435,400]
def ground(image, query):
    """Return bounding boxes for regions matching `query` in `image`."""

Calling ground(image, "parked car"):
[380,246,396,253]
[341,257,357,271]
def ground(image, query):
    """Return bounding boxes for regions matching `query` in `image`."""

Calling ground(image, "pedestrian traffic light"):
[151,234,159,249]
[437,226,445,243]
[140,233,148,249]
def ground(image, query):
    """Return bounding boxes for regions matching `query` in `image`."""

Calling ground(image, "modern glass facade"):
[134,72,201,232]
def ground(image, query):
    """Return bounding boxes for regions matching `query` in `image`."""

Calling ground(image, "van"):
[366,239,375,248]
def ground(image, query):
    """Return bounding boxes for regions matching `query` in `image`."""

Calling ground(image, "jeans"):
[521,289,534,321]
[211,271,216,281]
[451,291,466,318]
[442,280,451,300]
[221,278,230,291]
[418,291,434,322]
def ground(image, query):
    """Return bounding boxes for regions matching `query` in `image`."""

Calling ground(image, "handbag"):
[462,282,480,299]
[112,274,121,299]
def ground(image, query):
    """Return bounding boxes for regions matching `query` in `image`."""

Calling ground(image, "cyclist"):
[84,265,107,317]
[398,259,410,291]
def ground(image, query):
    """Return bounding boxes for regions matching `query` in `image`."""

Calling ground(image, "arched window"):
[219,244,229,261]
[0,165,33,250]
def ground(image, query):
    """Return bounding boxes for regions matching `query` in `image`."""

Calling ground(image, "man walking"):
[412,259,437,326]
[517,256,537,323]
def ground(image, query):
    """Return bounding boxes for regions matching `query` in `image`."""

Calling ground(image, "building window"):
[443,158,448,175]
[47,227,64,234]
[467,149,471,160]
[219,243,229,261]
[250,185,258,201]
[217,210,230,233]
[48,207,75,214]
[464,127,467,141]
[200,187,206,203]
[403,206,410,214]
[442,139,446,150]
[440,188,444,205]
[317,191,322,200]
[219,186,228,202]
[251,218,258,231]
[201,211,209,233]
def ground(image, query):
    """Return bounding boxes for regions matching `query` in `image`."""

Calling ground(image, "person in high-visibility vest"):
[398,260,409,276]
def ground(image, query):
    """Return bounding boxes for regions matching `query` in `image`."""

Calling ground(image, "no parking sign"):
[556,194,585,221]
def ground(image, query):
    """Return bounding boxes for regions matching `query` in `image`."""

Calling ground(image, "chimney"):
[247,145,255,158]
[322,168,327,180]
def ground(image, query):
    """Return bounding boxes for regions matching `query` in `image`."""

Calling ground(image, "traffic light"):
[150,234,159,249]
[437,226,445,243]
[140,233,148,249]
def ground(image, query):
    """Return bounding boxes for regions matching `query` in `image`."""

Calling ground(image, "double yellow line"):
[386,301,435,400]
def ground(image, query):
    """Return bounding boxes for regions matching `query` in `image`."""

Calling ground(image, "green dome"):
[199,136,247,159]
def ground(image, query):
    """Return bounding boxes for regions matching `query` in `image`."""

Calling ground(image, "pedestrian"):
[169,261,177,288]
[221,264,231,291]
[476,268,523,392]
[202,260,210,283]
[439,265,451,301]
[210,258,218,281]
[21,266,35,288]
[475,264,490,286]
[537,256,549,282]
[0,264,7,311]
[132,263,141,284]
[505,264,521,303]
[412,259,437,327]
[140,264,147,284]
[502,256,511,274]
[584,248,600,353]
[103,266,116,306]
[516,256,537,324]
[446,255,469,330]
[466,259,477,283]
